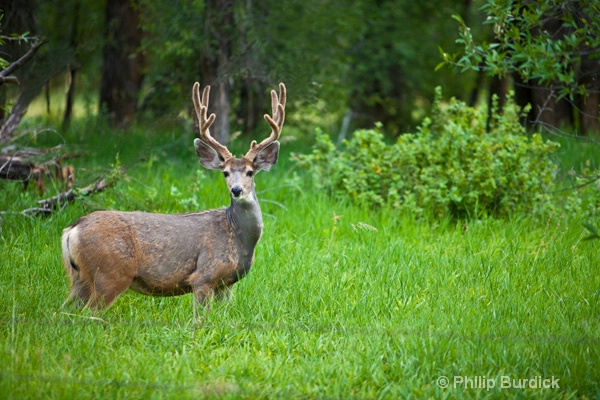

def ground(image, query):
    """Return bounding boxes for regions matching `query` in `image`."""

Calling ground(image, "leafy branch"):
[440,1,600,101]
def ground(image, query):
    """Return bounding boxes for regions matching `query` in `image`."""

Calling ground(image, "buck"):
[61,82,286,311]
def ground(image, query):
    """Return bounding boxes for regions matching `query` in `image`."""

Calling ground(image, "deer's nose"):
[231,186,243,197]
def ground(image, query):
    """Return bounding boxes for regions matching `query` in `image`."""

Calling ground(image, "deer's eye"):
[246,170,254,177]
[223,171,230,178]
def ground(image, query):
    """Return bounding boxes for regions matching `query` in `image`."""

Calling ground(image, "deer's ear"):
[194,138,225,170]
[253,141,280,171]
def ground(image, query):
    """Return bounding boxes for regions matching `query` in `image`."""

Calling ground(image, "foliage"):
[1,125,599,398]
[122,0,476,132]
[583,222,600,241]
[3,0,490,134]
[295,87,563,218]
[441,0,600,100]
[346,0,473,133]
[0,32,36,71]
[137,0,205,117]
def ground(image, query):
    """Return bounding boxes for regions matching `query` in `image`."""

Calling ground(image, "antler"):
[244,83,286,161]
[192,82,232,160]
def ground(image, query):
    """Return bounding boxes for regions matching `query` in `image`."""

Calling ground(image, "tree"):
[0,39,46,143]
[0,0,35,122]
[341,0,474,135]
[0,0,71,143]
[62,1,81,129]
[442,0,600,134]
[138,0,476,138]
[99,0,145,128]
[197,0,235,144]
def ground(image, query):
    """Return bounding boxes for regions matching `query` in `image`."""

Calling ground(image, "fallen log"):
[0,147,76,193]
[0,154,39,180]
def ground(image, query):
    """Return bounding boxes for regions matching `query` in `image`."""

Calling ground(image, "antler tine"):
[276,82,286,114]
[192,82,232,160]
[245,83,286,160]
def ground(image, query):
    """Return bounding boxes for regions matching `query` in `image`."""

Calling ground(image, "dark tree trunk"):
[513,75,533,127]
[99,0,144,128]
[63,1,81,130]
[468,69,485,107]
[514,79,573,130]
[63,67,78,129]
[486,75,509,131]
[531,84,572,129]
[198,0,234,144]
[578,56,600,134]
[238,78,263,134]
[579,92,600,134]
[45,81,50,114]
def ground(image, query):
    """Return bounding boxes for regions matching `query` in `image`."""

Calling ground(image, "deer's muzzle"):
[231,186,243,198]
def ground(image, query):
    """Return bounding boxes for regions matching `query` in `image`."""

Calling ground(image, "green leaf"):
[583,222,600,241]
[583,235,600,242]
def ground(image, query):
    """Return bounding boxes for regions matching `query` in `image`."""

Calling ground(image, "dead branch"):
[0,76,20,85]
[22,176,114,217]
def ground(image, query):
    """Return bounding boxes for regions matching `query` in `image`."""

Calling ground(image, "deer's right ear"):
[194,138,225,170]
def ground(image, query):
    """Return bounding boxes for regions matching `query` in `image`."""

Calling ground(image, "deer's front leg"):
[187,272,215,307]
[187,256,222,310]
[214,285,234,302]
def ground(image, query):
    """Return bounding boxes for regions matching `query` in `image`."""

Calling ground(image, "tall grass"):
[1,122,599,399]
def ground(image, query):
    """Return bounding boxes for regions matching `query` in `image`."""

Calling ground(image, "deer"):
[60,82,286,312]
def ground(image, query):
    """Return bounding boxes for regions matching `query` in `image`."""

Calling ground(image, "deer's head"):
[192,82,286,202]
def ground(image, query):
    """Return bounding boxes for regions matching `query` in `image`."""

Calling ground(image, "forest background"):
[1,0,599,398]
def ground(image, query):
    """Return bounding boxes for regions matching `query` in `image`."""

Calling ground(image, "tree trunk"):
[578,56,600,135]
[238,78,262,133]
[514,76,573,131]
[99,0,144,128]
[486,75,510,131]
[579,92,600,134]
[530,84,572,129]
[63,67,78,130]
[63,1,81,130]
[198,0,234,144]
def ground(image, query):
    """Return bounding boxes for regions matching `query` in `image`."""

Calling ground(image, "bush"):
[294,87,561,218]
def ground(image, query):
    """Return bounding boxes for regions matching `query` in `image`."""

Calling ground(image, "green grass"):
[1,122,599,399]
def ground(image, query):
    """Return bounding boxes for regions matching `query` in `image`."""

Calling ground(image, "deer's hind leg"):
[62,271,93,309]
[83,266,136,311]
[62,250,92,309]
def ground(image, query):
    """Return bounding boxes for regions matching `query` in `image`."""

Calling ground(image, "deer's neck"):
[226,189,263,252]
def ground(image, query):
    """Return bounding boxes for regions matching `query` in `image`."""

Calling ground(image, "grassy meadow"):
[1,120,599,399]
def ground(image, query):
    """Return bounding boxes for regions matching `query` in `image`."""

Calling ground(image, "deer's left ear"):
[253,141,280,171]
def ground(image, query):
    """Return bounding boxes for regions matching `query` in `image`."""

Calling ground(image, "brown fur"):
[62,209,252,309]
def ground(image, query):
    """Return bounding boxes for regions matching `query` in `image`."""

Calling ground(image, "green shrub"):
[294,87,562,218]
